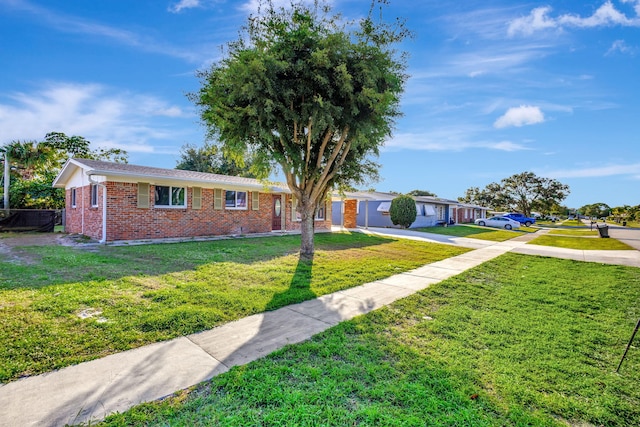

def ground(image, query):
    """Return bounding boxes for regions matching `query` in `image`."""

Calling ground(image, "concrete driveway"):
[602,224,640,250]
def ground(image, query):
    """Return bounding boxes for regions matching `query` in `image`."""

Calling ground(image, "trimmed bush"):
[390,195,417,228]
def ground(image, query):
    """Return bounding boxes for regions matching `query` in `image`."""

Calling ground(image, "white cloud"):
[3,0,206,63]
[558,1,636,27]
[384,131,530,152]
[606,39,636,55]
[508,1,640,36]
[507,7,558,37]
[168,0,201,13]
[494,105,545,128]
[545,163,640,178]
[0,82,192,154]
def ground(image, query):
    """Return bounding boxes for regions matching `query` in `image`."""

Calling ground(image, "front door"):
[272,195,282,231]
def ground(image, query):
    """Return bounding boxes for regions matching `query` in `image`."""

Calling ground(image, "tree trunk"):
[299,203,316,259]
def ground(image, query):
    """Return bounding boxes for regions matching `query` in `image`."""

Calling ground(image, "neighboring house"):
[453,202,488,224]
[52,158,331,243]
[332,191,459,229]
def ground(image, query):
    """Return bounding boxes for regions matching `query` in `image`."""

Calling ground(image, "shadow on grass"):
[215,250,375,372]
[265,255,317,311]
[0,232,394,290]
[23,251,379,426]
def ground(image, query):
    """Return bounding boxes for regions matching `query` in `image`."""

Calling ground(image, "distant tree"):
[611,205,631,223]
[407,189,437,197]
[461,172,569,216]
[389,194,416,228]
[176,142,256,177]
[458,186,497,207]
[579,202,610,219]
[44,132,128,164]
[1,133,128,209]
[191,0,409,257]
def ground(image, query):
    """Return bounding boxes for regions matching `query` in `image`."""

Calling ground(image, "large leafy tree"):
[460,172,569,216]
[176,142,256,177]
[578,202,610,219]
[43,132,128,164]
[1,132,128,209]
[458,186,501,208]
[192,0,409,257]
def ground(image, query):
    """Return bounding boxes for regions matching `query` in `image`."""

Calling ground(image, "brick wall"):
[283,194,332,232]
[343,199,357,228]
[65,182,331,241]
[64,185,103,238]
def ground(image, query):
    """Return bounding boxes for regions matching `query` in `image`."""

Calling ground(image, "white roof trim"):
[53,158,290,193]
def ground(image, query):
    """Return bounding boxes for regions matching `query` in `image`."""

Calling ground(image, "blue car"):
[503,213,536,227]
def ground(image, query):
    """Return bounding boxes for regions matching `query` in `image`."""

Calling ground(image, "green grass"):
[562,219,586,227]
[548,228,598,236]
[414,224,533,242]
[98,253,640,427]
[0,232,470,383]
[528,234,635,250]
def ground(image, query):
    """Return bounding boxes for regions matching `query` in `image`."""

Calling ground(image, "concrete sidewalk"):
[1,229,638,426]
[362,226,640,267]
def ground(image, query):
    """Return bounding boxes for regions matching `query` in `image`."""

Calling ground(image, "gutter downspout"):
[87,172,107,244]
[365,200,369,229]
[3,151,9,212]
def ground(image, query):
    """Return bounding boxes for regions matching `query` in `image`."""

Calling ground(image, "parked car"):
[502,212,536,227]
[475,216,521,230]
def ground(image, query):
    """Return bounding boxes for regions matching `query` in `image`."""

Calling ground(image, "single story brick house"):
[52,158,331,243]
[332,191,488,229]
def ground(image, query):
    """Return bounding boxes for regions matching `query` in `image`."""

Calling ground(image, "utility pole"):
[3,150,9,212]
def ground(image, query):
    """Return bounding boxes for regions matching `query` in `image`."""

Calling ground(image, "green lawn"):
[528,234,635,250]
[547,228,598,236]
[414,224,534,242]
[562,219,586,227]
[0,232,469,383]
[99,253,640,427]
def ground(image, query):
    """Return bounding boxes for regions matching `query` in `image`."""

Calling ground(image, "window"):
[377,201,391,216]
[154,185,185,207]
[71,188,77,208]
[90,184,98,207]
[315,203,326,220]
[292,198,302,221]
[225,190,247,209]
[292,198,326,221]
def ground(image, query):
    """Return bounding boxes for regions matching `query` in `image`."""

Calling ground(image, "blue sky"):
[1,0,639,209]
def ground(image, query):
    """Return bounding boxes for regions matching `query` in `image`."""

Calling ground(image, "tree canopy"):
[407,189,437,197]
[459,172,570,217]
[176,142,256,177]
[192,0,409,256]
[578,202,610,219]
[1,132,128,209]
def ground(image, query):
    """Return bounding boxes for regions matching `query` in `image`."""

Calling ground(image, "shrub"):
[390,195,417,228]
